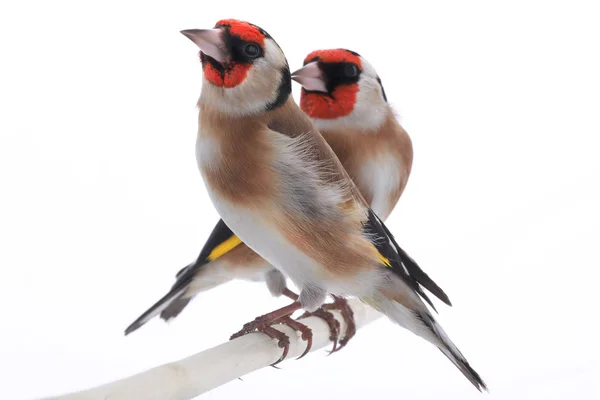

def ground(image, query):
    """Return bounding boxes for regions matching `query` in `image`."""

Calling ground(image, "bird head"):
[181,19,291,116]
[292,49,389,131]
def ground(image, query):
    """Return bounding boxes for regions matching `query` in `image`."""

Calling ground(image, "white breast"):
[359,152,402,220]
[203,193,321,289]
[195,133,221,172]
[206,195,381,301]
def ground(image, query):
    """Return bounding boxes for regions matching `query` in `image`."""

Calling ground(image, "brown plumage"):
[125,51,416,330]
[126,23,486,393]
[192,24,485,390]
[198,105,279,206]
[320,108,413,220]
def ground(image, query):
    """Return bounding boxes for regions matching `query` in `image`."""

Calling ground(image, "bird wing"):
[267,102,451,308]
[363,208,452,310]
[124,219,241,335]
[173,218,242,282]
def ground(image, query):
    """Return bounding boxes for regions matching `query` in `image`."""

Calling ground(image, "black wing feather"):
[363,209,452,309]
[125,219,239,334]
[159,219,239,320]
[169,218,238,294]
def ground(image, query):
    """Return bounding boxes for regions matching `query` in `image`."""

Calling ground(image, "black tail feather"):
[124,284,187,336]
[160,297,192,321]
[438,348,488,392]
[396,245,452,306]
[375,212,452,307]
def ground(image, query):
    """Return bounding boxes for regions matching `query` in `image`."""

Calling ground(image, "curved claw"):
[271,334,290,368]
[278,316,313,360]
[324,296,356,353]
[300,309,340,354]
[230,320,291,367]
[296,332,313,360]
[331,339,347,353]
[265,325,290,367]
[326,336,339,355]
[334,325,356,352]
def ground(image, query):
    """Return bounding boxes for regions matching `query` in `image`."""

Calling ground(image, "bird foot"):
[299,307,341,353]
[229,304,310,366]
[323,296,356,352]
[279,316,313,359]
[230,317,291,366]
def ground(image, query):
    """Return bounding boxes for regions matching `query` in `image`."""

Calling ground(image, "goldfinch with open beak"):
[125,53,412,344]
[155,19,486,390]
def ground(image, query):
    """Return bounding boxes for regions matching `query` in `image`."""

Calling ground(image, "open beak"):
[291,61,327,93]
[180,28,229,64]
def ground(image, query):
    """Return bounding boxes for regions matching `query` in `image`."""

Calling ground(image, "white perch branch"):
[40,299,382,400]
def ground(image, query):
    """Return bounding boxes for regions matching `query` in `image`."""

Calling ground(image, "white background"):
[1,1,599,399]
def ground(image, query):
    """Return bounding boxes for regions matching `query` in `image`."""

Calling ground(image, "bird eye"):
[244,43,260,58]
[345,64,359,77]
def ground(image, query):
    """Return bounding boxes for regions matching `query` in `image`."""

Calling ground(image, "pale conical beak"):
[291,61,327,93]
[180,29,229,64]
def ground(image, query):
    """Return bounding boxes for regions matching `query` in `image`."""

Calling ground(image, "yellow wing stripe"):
[378,252,392,267]
[207,235,243,261]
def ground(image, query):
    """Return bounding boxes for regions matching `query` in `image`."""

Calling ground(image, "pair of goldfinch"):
[125,19,487,391]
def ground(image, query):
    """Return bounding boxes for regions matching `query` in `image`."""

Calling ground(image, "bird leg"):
[229,301,302,340]
[229,301,312,365]
[282,288,299,301]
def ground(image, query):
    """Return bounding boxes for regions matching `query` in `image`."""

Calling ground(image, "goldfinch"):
[171,19,486,391]
[124,52,413,347]
[294,49,412,221]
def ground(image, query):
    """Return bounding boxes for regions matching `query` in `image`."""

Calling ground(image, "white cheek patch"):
[199,75,270,117]
[360,58,379,78]
[353,76,388,126]
[264,39,287,68]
